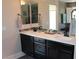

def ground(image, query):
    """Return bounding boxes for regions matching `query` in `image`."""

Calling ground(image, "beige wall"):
[2,0,22,58]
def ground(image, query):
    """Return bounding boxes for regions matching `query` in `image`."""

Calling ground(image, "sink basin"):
[44,31,56,35]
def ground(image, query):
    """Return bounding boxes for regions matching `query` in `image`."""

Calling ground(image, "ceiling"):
[60,0,76,2]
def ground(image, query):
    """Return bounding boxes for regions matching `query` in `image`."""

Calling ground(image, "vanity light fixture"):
[21,0,25,5]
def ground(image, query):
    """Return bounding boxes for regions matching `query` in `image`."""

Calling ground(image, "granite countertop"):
[20,30,76,45]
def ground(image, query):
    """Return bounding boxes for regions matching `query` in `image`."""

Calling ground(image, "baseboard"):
[3,51,25,59]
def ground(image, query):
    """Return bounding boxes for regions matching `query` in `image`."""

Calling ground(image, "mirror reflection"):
[19,0,76,36]
[20,0,38,24]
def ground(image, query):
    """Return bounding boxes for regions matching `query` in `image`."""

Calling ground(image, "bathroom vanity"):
[20,30,75,59]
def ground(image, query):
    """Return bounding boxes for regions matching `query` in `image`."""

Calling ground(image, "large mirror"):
[19,0,76,36]
[20,0,38,24]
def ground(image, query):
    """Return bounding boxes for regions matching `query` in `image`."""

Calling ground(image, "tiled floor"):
[18,55,35,59]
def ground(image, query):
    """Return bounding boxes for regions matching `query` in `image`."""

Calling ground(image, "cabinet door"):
[59,49,74,59]
[59,42,74,59]
[47,46,59,59]
[20,34,34,56]
[47,40,60,59]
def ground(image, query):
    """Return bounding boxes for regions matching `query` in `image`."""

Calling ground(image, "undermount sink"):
[36,29,58,34]
[44,31,56,35]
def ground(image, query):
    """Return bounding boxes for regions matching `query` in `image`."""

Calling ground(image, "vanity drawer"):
[34,37,45,44]
[47,40,74,53]
[59,43,74,53]
[47,40,60,47]
[34,42,45,54]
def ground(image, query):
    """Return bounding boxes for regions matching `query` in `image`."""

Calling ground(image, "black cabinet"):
[47,41,60,59]
[20,34,74,59]
[59,49,74,59]
[47,40,74,59]
[34,37,46,59]
[34,42,45,54]
[20,34,34,57]
[59,43,74,59]
[47,46,59,59]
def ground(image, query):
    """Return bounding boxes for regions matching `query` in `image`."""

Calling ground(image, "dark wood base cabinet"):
[20,34,34,57]
[58,43,74,59]
[47,40,74,59]
[20,34,74,59]
[59,49,74,59]
[47,46,59,59]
